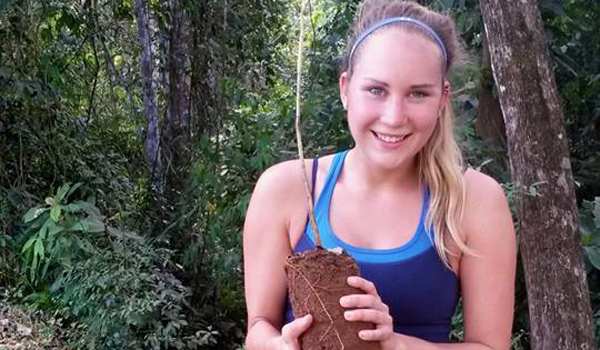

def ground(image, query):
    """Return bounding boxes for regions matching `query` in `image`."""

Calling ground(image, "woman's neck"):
[341,148,422,195]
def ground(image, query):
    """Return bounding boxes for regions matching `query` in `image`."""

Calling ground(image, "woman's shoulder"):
[463,168,507,205]
[256,154,336,191]
[245,154,337,237]
[461,168,513,239]
[252,154,335,204]
[253,159,308,201]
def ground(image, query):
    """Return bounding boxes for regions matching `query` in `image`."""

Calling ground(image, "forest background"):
[0,0,599,349]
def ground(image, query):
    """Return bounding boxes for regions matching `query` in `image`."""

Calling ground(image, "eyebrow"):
[363,78,436,89]
[410,84,436,89]
[363,77,390,87]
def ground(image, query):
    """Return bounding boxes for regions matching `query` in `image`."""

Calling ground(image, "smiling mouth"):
[373,131,410,143]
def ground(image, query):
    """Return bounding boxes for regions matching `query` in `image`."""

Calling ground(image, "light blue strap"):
[308,149,434,263]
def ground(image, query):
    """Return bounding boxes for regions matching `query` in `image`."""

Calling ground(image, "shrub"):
[17,183,104,289]
[50,230,211,349]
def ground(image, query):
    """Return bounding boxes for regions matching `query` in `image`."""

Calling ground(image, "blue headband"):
[348,17,448,71]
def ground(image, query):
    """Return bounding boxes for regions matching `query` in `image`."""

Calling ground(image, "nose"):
[380,96,408,127]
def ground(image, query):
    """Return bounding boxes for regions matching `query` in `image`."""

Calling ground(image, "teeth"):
[375,132,407,143]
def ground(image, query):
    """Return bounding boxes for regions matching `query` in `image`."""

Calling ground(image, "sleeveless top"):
[284,150,460,343]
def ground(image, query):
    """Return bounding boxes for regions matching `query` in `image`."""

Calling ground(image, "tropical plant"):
[18,183,104,288]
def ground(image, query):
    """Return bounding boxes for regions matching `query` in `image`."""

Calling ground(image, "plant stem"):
[295,0,321,247]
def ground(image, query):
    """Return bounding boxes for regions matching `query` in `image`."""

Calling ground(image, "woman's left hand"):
[340,276,396,349]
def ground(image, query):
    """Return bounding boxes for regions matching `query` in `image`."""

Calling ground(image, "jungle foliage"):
[0,0,599,349]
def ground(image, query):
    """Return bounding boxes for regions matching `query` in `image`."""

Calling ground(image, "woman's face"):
[340,28,448,172]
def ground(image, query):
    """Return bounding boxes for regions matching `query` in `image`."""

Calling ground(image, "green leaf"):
[50,205,62,222]
[86,219,105,233]
[41,259,51,281]
[69,222,84,232]
[23,206,48,223]
[47,220,64,236]
[592,232,600,246]
[65,202,87,213]
[66,201,100,216]
[21,237,36,253]
[34,239,45,259]
[38,221,49,239]
[581,232,592,246]
[56,183,71,202]
[66,182,83,199]
[30,254,38,281]
[585,246,600,270]
[593,197,600,229]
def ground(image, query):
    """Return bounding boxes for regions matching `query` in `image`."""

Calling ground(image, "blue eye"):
[369,87,384,96]
[410,91,428,98]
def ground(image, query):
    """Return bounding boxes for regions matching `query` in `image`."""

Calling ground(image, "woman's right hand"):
[272,314,313,350]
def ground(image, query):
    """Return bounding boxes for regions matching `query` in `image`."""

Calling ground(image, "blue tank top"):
[285,150,460,343]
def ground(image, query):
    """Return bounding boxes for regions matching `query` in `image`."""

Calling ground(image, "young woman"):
[243,1,516,349]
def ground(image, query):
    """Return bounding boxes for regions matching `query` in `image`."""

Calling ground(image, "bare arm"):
[393,170,516,350]
[244,160,314,350]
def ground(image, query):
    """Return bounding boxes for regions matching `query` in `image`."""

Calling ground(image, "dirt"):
[0,302,67,350]
[285,248,382,350]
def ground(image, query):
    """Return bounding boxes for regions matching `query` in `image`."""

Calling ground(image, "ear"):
[339,71,348,110]
[439,80,451,112]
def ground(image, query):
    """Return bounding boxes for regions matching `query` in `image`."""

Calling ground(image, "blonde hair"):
[343,0,471,267]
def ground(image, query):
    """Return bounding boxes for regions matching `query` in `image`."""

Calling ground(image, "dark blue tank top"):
[285,150,460,343]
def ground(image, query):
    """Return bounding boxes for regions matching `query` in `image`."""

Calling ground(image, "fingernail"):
[339,297,348,306]
[344,311,352,320]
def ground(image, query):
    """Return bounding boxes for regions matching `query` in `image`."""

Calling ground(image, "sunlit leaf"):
[34,239,45,259]
[21,237,36,253]
[56,183,71,202]
[23,206,48,223]
[38,221,49,239]
[50,205,62,222]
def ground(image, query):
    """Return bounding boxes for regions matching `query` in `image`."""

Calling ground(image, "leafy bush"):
[17,183,105,288]
[50,230,214,350]
[10,182,214,349]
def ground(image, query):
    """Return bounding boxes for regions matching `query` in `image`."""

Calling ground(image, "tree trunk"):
[165,0,191,185]
[134,0,162,190]
[479,1,595,349]
[475,29,505,149]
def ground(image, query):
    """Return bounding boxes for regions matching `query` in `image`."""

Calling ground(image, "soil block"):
[285,247,382,350]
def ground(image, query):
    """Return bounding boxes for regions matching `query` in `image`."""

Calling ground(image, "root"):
[286,261,346,350]
[319,324,332,342]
